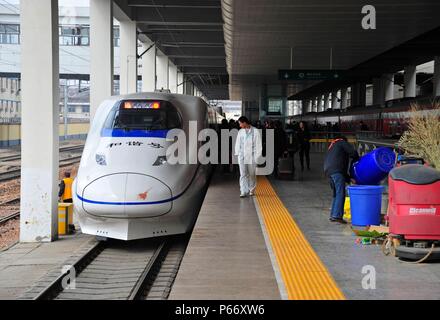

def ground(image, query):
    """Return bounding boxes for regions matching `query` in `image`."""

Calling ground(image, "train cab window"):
[103,101,182,132]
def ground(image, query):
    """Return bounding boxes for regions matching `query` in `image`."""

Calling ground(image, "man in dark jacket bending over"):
[324,136,359,224]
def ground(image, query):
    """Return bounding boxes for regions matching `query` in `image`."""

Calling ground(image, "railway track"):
[0,196,20,207]
[0,155,83,183]
[31,236,188,300]
[0,145,84,163]
[0,196,20,226]
[0,210,20,225]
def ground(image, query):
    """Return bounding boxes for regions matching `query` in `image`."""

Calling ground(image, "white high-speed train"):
[73,93,224,240]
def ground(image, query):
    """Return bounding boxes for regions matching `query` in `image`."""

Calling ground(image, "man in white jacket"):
[235,116,263,198]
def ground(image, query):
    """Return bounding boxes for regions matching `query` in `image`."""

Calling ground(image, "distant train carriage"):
[290,99,436,138]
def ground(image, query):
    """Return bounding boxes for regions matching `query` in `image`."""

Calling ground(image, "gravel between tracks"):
[0,179,20,204]
[0,163,80,250]
[0,219,19,250]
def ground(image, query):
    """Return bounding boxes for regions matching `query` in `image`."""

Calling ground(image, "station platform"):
[0,153,439,300]
[171,154,440,300]
[0,233,94,299]
[169,171,281,300]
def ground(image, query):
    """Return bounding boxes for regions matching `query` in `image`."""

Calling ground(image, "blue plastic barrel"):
[348,185,384,226]
[350,147,395,185]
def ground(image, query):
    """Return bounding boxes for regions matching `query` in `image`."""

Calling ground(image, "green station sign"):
[279,69,344,81]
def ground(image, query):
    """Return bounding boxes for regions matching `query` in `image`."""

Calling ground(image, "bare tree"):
[398,103,440,169]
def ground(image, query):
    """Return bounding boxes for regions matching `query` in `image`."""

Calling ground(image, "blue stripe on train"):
[76,193,179,206]
[101,129,169,138]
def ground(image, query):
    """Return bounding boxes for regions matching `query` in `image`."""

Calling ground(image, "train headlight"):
[96,154,107,166]
[153,156,167,166]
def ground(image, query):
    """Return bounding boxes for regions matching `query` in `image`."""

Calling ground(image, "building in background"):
[0,2,126,122]
[0,76,20,123]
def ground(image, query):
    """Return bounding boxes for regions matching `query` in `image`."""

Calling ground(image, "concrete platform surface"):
[170,171,281,300]
[2,152,439,300]
[270,152,440,300]
[0,233,94,300]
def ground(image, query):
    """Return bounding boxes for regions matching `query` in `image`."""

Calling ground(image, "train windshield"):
[103,100,181,132]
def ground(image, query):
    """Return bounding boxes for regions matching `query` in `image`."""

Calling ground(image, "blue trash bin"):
[350,147,395,185]
[348,185,384,226]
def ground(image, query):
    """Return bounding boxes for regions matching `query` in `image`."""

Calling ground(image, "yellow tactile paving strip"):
[255,176,346,300]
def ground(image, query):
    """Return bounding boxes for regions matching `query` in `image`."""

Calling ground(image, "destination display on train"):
[123,101,161,109]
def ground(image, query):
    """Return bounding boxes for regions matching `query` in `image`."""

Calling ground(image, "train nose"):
[81,173,172,218]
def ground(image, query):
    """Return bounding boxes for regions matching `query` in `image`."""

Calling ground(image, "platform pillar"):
[120,20,138,95]
[373,77,384,105]
[383,74,394,102]
[404,65,416,98]
[323,93,330,110]
[184,77,194,95]
[90,0,114,120]
[316,95,322,112]
[168,62,178,93]
[20,0,59,242]
[341,87,348,109]
[331,90,338,109]
[302,99,308,114]
[303,100,308,114]
[156,53,169,90]
[141,40,156,92]
[177,72,184,94]
[434,56,440,97]
[352,82,366,106]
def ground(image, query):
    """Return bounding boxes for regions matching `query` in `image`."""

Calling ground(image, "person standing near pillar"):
[324,136,359,224]
[59,172,73,203]
[235,117,263,198]
[297,121,311,171]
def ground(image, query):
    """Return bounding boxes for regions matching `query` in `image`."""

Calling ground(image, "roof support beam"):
[128,0,220,9]
[133,7,222,25]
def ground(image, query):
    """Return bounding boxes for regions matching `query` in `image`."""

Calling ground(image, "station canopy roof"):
[114,0,228,100]
[115,0,440,101]
[223,0,440,101]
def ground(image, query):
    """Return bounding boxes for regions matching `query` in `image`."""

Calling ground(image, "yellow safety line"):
[255,176,346,300]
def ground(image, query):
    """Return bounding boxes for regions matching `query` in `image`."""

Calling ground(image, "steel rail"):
[34,240,168,300]
[0,155,83,183]
[0,196,20,207]
[0,145,84,163]
[129,241,167,300]
[33,241,106,300]
[0,210,20,225]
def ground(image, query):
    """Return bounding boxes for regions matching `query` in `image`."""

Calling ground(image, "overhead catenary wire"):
[0,0,19,14]
[150,0,202,94]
